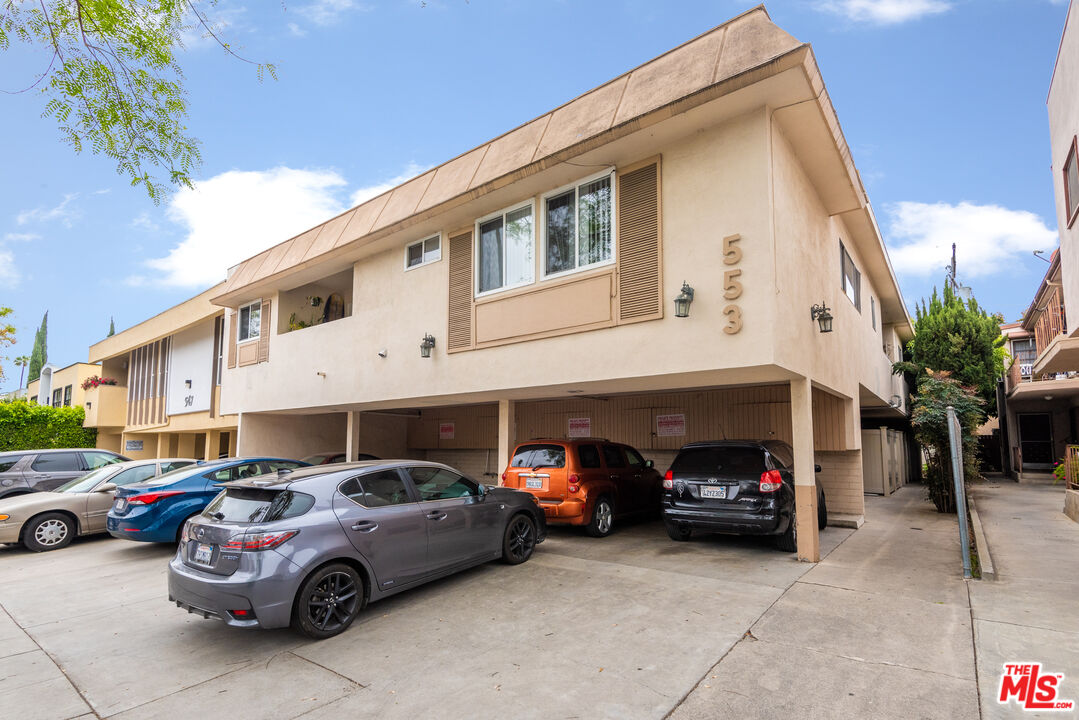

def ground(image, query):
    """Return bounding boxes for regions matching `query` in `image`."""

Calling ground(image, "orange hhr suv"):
[500,439,662,537]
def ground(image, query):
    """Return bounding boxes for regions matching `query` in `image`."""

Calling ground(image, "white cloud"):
[817,0,951,24]
[287,22,308,37]
[130,212,161,232]
[136,167,348,287]
[295,0,369,26]
[2,233,39,243]
[0,247,18,288]
[884,201,1058,279]
[349,162,428,206]
[16,193,79,227]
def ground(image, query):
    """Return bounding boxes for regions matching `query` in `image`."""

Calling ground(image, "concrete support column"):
[204,430,221,461]
[176,433,196,459]
[346,411,362,462]
[497,400,516,481]
[227,429,237,457]
[156,433,167,459]
[791,377,820,562]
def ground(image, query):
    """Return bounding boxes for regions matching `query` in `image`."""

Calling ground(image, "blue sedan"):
[107,458,307,543]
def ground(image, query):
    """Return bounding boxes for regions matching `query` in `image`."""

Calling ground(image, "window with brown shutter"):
[448,230,474,351]
[257,299,271,363]
[227,310,237,369]
[617,158,662,322]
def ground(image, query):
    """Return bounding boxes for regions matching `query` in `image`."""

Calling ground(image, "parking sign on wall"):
[656,414,686,437]
[439,422,455,440]
[568,417,591,437]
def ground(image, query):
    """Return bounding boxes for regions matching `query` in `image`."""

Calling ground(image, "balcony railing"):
[1064,445,1079,491]
[1034,288,1067,357]
[83,384,127,428]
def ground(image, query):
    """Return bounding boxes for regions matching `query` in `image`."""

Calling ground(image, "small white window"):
[840,241,861,311]
[238,300,262,343]
[543,170,615,278]
[405,235,441,270]
[476,202,535,296]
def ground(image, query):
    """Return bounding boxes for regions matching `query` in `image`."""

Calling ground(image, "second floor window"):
[406,235,441,269]
[1065,138,1079,227]
[544,172,614,277]
[841,241,861,311]
[477,202,534,295]
[63,385,72,407]
[238,301,261,342]
[52,388,62,407]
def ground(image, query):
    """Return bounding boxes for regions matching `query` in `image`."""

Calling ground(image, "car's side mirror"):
[645,460,654,469]
[475,484,486,500]
[815,464,822,473]
[96,482,117,493]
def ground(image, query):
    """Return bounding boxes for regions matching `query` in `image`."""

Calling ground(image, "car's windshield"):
[55,466,115,494]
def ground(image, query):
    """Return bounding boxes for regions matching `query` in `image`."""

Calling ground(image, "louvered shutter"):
[617,160,662,322]
[227,310,237,368]
[448,231,474,351]
[257,300,271,363]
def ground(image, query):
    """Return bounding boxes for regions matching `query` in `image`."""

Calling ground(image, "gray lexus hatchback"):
[0,448,129,499]
[169,460,546,639]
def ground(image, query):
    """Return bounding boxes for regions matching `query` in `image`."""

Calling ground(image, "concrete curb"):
[968,494,995,581]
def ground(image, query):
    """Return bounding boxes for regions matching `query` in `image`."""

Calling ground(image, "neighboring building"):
[26,362,100,409]
[998,252,1078,478]
[1034,0,1079,521]
[83,284,237,461]
[208,7,913,561]
[0,388,27,401]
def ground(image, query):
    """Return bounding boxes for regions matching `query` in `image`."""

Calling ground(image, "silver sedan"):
[168,460,546,639]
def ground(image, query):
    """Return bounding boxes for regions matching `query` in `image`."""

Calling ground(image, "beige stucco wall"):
[237,412,347,460]
[27,363,99,408]
[1052,1,1079,336]
[816,450,864,516]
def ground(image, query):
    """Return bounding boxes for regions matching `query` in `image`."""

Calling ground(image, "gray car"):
[0,448,129,499]
[168,460,546,639]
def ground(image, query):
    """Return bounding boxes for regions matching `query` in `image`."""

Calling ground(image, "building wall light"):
[420,333,436,358]
[811,302,833,333]
[674,282,695,318]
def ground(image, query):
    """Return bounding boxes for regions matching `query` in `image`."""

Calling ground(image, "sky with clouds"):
[0,0,1072,390]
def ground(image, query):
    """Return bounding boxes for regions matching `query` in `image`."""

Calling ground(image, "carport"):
[241,377,865,562]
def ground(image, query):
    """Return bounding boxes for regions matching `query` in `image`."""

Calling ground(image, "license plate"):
[193,543,214,565]
[112,498,127,513]
[700,486,728,499]
[526,478,543,489]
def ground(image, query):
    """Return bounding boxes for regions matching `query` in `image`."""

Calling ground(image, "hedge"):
[0,400,97,451]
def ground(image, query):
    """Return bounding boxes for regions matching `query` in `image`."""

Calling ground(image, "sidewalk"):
[970,479,1079,719]
[670,486,980,719]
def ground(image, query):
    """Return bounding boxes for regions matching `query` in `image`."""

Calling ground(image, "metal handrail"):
[1065,445,1079,491]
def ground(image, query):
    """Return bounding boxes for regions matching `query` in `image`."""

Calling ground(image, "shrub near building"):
[0,400,97,451]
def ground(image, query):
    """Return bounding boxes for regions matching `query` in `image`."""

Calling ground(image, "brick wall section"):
[816,450,865,517]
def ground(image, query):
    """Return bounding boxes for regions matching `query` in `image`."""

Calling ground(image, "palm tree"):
[14,356,29,389]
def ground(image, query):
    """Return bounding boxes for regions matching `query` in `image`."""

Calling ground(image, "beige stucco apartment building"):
[206,7,912,561]
[1017,0,1079,521]
[83,284,238,461]
[27,362,99,409]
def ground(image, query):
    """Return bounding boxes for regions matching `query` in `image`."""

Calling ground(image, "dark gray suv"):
[169,460,546,639]
[0,449,129,498]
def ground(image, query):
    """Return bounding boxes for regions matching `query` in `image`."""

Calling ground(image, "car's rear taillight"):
[222,530,298,551]
[663,470,674,490]
[568,473,580,493]
[128,490,183,505]
[500,472,507,486]
[759,470,783,493]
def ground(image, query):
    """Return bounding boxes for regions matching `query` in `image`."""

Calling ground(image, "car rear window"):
[0,456,24,473]
[510,444,566,469]
[204,488,314,523]
[671,447,766,476]
[577,444,601,468]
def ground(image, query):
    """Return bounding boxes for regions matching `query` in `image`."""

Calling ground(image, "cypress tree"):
[107,317,115,337]
[27,311,47,383]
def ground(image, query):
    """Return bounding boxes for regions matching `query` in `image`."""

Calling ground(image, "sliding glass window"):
[544,171,614,278]
[476,203,534,296]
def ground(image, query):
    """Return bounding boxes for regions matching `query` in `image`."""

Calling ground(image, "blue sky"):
[0,0,1071,391]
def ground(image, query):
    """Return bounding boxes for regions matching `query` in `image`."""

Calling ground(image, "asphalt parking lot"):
[0,520,851,719]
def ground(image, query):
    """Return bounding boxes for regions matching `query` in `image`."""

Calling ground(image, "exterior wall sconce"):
[184,379,192,389]
[420,333,436,358]
[674,282,695,318]
[810,302,833,333]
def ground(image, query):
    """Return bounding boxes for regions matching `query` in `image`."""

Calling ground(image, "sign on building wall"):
[656,413,686,437]
[125,439,144,452]
[568,417,591,437]
[439,422,455,440]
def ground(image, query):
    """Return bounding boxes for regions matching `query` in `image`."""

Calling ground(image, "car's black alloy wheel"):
[502,514,536,565]
[293,564,363,639]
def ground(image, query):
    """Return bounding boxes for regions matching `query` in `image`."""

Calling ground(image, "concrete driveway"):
[0,519,851,719]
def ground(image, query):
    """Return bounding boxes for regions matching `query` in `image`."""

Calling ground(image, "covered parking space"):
[237,373,865,562]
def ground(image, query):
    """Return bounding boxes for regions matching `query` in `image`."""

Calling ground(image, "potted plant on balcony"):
[81,376,118,391]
